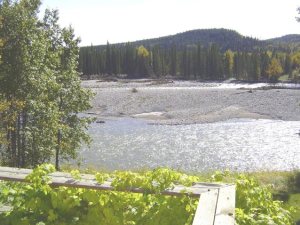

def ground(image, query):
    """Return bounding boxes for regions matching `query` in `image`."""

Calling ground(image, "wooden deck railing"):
[0,167,235,225]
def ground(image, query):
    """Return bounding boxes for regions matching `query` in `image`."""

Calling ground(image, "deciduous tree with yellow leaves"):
[266,58,283,82]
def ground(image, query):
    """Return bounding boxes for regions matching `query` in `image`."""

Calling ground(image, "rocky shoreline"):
[82,79,300,125]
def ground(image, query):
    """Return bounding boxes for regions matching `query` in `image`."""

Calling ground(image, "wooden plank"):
[0,166,236,225]
[192,182,228,188]
[0,167,230,197]
[0,205,11,213]
[214,185,235,225]
[192,189,219,225]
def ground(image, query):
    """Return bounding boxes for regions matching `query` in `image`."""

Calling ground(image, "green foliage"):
[79,39,300,82]
[0,0,93,169]
[285,193,300,223]
[0,166,296,225]
[0,166,199,225]
[291,52,300,69]
[211,171,295,225]
[78,28,300,81]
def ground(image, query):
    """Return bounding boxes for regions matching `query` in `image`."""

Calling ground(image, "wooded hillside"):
[78,29,300,81]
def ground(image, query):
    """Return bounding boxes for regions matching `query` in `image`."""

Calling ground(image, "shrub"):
[0,166,295,225]
[0,165,199,225]
[131,88,138,93]
[211,171,295,225]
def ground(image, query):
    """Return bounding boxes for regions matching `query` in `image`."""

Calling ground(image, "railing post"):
[192,189,219,225]
[214,185,235,225]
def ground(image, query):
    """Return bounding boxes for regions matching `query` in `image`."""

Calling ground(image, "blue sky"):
[40,0,300,46]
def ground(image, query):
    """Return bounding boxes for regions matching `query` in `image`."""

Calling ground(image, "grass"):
[278,74,290,82]
[286,193,300,224]
[249,170,300,224]
[249,171,294,192]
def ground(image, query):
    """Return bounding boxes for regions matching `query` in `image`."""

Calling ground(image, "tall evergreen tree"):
[250,53,261,81]
[105,41,112,75]
[260,52,271,80]
[170,45,177,77]
[152,46,162,77]
[207,44,223,80]
[284,54,293,77]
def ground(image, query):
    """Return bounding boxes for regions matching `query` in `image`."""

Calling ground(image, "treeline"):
[79,42,300,82]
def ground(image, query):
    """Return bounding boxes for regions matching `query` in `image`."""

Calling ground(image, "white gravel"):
[82,79,300,124]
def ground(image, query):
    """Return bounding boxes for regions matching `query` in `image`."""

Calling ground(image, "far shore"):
[82,79,300,125]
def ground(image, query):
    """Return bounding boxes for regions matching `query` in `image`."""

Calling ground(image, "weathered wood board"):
[0,166,235,225]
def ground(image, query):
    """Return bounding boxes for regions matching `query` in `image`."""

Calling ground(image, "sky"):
[40,0,300,46]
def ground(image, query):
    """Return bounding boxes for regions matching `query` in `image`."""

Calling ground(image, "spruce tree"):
[170,45,177,77]
[105,41,112,75]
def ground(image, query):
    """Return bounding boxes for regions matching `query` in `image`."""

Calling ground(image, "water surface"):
[80,118,300,172]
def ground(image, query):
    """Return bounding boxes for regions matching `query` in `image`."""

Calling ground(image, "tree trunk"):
[55,129,62,171]
[21,112,27,167]
[17,113,21,167]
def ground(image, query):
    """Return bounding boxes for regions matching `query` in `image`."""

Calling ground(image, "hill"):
[78,28,300,81]
[266,34,300,44]
[126,28,264,51]
[83,28,266,52]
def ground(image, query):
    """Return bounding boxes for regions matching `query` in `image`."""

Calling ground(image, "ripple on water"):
[80,118,300,172]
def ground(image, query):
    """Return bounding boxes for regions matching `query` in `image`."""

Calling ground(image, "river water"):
[79,118,300,172]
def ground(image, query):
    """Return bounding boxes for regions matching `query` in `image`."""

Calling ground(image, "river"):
[79,118,300,172]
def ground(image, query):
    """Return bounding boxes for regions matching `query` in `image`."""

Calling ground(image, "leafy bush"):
[0,165,295,225]
[211,171,295,225]
[0,165,199,225]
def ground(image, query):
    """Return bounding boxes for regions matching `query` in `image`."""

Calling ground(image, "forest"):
[79,29,300,82]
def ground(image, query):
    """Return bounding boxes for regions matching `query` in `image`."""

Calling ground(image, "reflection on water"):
[218,82,300,89]
[80,118,300,172]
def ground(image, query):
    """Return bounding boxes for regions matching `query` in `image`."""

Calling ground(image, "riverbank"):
[82,79,300,125]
